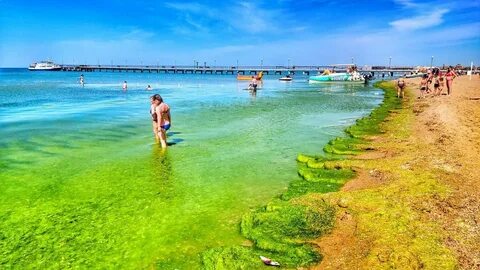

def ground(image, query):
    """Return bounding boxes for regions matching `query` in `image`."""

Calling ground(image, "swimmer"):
[150,95,160,142]
[122,81,128,91]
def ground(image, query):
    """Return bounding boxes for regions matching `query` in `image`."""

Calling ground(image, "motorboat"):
[309,64,365,83]
[28,61,62,71]
[279,75,292,81]
[237,71,263,81]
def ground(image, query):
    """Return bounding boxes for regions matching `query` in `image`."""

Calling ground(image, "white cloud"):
[390,8,449,31]
[164,1,291,34]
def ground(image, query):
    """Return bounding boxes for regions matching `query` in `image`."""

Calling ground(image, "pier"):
[60,64,417,76]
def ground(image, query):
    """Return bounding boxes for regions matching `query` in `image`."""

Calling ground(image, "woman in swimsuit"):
[153,94,171,148]
[150,95,160,142]
[396,78,406,98]
[433,75,441,96]
[445,67,457,95]
[419,74,428,98]
[438,71,445,95]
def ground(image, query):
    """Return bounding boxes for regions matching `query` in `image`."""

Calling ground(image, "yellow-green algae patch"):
[315,82,457,269]
[201,81,412,269]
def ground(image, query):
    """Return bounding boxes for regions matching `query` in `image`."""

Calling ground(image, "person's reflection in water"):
[150,146,173,197]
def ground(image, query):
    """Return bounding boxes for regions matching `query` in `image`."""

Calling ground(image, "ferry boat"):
[309,64,365,84]
[28,61,62,71]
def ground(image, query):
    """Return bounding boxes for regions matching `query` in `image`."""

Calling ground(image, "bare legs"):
[152,122,159,142]
[158,128,167,148]
[446,80,453,95]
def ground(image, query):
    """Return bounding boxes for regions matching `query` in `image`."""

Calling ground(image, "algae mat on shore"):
[313,81,457,269]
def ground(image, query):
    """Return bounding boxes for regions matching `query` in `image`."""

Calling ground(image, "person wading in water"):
[153,94,171,148]
[150,95,160,142]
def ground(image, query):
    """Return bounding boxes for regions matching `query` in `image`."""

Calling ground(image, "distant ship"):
[28,60,62,71]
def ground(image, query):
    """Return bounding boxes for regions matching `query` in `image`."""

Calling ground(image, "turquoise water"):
[0,69,383,269]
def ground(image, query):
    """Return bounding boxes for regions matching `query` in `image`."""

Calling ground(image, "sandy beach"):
[313,75,480,269]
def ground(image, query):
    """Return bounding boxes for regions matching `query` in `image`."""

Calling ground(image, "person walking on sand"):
[419,74,428,98]
[445,67,457,95]
[122,81,128,92]
[150,95,160,142]
[438,70,445,95]
[153,94,171,148]
[396,78,406,98]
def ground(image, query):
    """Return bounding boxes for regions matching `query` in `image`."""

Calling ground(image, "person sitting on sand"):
[153,94,171,148]
[445,67,457,95]
[150,95,160,142]
[419,74,428,98]
[122,81,128,91]
[146,85,152,91]
[396,78,406,98]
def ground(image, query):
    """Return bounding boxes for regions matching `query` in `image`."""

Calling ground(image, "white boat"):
[28,61,62,71]
[309,64,365,84]
[279,76,292,81]
[309,72,365,83]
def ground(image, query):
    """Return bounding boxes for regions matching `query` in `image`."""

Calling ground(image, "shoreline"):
[202,81,403,268]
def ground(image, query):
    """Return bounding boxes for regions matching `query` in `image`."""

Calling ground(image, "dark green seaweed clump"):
[202,201,334,269]
[202,82,401,269]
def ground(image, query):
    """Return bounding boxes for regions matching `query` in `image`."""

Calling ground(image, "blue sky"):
[0,0,479,67]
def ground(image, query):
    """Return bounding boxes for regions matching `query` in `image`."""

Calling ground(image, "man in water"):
[79,74,85,87]
[153,94,171,148]
[122,81,128,91]
[249,76,258,92]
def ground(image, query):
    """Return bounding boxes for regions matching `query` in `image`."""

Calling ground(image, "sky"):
[0,0,479,67]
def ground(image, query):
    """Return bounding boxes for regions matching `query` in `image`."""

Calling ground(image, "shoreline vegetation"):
[202,81,406,269]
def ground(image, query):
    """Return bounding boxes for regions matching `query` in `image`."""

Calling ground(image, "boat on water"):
[28,61,62,71]
[309,64,365,84]
[237,71,263,81]
[279,75,292,81]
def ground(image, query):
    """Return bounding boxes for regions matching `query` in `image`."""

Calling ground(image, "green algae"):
[201,81,403,269]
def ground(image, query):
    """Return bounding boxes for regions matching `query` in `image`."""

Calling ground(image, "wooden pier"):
[60,64,416,76]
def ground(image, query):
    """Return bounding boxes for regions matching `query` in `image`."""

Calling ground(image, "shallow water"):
[0,69,383,268]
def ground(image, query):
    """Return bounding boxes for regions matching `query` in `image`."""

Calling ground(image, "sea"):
[0,68,383,269]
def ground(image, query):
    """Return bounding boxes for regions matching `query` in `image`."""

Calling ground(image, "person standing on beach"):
[396,78,406,98]
[419,74,428,98]
[150,95,160,142]
[153,94,171,148]
[122,81,128,92]
[445,67,457,95]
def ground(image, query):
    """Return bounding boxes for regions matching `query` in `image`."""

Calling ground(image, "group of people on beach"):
[396,66,458,99]
[419,67,457,98]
